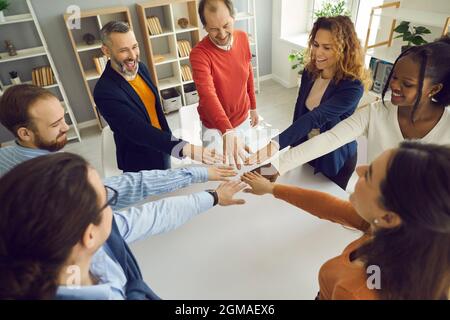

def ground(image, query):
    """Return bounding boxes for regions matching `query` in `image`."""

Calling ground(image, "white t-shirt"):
[275,100,450,175]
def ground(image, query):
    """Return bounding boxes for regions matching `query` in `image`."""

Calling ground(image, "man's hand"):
[251,163,280,183]
[222,131,251,170]
[250,109,259,127]
[215,180,247,206]
[241,172,275,195]
[182,143,225,165]
[248,140,280,164]
[207,166,238,181]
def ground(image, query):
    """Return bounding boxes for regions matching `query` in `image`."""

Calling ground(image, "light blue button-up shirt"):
[57,190,213,300]
[0,143,210,211]
[0,143,215,299]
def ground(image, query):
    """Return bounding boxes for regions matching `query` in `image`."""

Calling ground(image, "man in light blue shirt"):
[0,84,236,212]
[0,152,246,300]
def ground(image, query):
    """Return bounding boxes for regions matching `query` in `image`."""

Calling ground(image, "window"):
[280,0,383,49]
[307,0,360,31]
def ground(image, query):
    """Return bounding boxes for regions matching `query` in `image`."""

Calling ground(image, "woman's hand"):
[208,166,238,181]
[241,172,275,195]
[250,163,280,183]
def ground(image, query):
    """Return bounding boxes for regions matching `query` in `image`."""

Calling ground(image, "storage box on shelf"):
[136,0,201,113]
[0,0,81,142]
[64,6,133,129]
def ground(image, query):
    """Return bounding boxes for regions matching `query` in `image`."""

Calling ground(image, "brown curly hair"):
[305,16,372,91]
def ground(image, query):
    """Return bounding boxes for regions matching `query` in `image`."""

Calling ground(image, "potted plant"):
[314,0,351,19]
[289,48,307,86]
[0,0,10,23]
[289,49,307,74]
[394,21,431,52]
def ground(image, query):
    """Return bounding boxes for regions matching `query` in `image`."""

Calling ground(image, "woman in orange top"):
[242,141,450,300]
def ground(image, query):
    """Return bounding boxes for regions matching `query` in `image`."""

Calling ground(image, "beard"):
[34,131,68,152]
[111,55,140,78]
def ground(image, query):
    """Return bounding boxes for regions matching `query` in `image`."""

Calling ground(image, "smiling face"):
[389,55,437,107]
[25,96,69,151]
[311,29,338,76]
[103,31,140,78]
[204,1,234,46]
[350,149,401,229]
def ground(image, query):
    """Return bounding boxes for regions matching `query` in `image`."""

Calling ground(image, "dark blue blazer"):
[94,61,187,172]
[276,70,363,177]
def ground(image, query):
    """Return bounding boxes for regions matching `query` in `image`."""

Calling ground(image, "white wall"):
[377,0,450,47]
[271,0,450,90]
[271,0,309,88]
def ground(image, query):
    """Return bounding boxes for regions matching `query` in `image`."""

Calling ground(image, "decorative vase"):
[0,11,5,23]
[11,77,21,85]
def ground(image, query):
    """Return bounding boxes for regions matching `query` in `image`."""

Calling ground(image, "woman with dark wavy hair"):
[243,141,450,299]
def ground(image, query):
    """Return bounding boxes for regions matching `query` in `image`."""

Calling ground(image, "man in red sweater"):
[191,0,259,168]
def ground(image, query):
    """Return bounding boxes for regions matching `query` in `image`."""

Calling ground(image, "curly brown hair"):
[305,16,372,91]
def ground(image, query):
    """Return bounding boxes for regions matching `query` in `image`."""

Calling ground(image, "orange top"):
[128,75,161,129]
[273,184,379,300]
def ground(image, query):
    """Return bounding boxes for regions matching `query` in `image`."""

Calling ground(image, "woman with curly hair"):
[253,16,371,189]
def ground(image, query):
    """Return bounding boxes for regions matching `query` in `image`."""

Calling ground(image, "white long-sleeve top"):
[276,100,450,175]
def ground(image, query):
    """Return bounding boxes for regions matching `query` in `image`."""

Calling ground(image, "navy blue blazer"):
[276,70,363,177]
[94,61,187,172]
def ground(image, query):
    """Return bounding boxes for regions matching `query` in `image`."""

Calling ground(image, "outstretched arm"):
[105,166,237,211]
[114,181,247,244]
[241,172,369,231]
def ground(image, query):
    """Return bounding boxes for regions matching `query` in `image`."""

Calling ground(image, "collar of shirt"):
[13,141,52,156]
[56,244,126,300]
[209,35,234,51]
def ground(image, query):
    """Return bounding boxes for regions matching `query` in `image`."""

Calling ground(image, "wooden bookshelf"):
[63,6,133,129]
[136,0,201,112]
[0,0,81,143]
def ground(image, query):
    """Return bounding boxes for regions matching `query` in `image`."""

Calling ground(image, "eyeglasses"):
[99,185,118,212]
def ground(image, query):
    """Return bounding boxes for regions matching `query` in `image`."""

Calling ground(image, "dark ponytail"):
[354,141,450,299]
[0,153,102,299]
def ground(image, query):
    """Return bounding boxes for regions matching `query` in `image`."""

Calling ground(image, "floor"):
[63,79,301,177]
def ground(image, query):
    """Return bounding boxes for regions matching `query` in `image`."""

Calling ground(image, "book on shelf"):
[147,16,163,35]
[181,64,193,81]
[154,54,165,63]
[32,66,55,87]
[177,40,192,58]
[93,55,109,75]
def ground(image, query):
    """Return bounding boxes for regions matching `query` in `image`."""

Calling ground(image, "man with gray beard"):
[94,21,221,172]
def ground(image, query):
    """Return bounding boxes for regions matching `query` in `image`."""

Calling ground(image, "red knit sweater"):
[190,30,257,134]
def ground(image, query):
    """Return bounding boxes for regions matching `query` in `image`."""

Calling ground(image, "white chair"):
[178,103,202,145]
[101,125,122,178]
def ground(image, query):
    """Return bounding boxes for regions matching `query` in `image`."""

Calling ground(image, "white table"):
[130,165,362,300]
